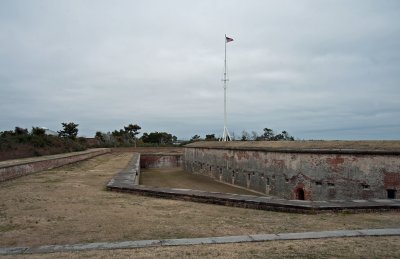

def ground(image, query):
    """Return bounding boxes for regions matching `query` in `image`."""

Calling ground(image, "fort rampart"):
[184,141,400,201]
[0,148,110,182]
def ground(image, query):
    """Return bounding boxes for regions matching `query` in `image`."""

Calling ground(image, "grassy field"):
[0,152,399,256]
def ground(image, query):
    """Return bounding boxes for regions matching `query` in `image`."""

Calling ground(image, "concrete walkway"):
[1,228,399,255]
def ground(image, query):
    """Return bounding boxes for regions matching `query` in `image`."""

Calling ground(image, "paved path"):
[1,228,399,255]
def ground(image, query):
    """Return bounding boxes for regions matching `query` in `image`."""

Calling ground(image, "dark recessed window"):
[361,183,370,190]
[387,189,396,199]
[315,181,322,186]
[328,182,335,187]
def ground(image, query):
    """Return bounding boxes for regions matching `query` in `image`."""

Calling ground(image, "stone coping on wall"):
[0,148,110,182]
[111,147,183,154]
[107,153,141,187]
[185,141,400,155]
[107,180,400,213]
[2,228,400,255]
[139,153,182,156]
[107,155,400,213]
[0,148,110,169]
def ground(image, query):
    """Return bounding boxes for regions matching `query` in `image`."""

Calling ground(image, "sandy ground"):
[1,152,399,250]
[140,167,262,196]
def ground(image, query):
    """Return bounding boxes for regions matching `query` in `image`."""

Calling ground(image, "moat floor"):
[140,167,262,196]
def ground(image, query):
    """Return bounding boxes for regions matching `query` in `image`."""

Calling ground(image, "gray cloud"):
[1,0,399,140]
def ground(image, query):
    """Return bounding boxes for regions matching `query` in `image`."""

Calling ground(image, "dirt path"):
[140,167,262,196]
[1,152,399,248]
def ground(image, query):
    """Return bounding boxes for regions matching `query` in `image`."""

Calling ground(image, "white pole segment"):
[222,34,231,141]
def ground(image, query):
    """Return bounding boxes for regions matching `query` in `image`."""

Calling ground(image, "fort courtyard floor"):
[1,152,399,257]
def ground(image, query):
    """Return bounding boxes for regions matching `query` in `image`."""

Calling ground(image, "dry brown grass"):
[4,237,400,258]
[186,140,400,151]
[140,167,261,195]
[0,152,399,249]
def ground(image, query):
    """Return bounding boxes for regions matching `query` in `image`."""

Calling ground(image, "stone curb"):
[106,155,400,213]
[0,148,111,182]
[107,183,400,213]
[1,228,399,255]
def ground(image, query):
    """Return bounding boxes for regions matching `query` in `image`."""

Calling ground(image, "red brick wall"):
[0,149,110,182]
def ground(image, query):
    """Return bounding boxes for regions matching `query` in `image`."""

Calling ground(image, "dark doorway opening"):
[297,188,305,200]
[387,189,396,199]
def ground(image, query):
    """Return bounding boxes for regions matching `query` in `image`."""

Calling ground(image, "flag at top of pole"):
[226,36,234,43]
[222,34,233,141]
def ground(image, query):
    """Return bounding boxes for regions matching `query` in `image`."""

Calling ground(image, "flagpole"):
[222,34,231,141]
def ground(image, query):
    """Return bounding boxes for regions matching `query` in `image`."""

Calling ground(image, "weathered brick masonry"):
[184,141,400,201]
[140,154,182,169]
[0,148,110,182]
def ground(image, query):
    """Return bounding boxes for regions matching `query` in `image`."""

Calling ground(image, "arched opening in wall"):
[297,188,305,200]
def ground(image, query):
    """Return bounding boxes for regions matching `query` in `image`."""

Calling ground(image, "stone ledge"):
[107,153,141,187]
[106,153,400,213]
[0,148,110,182]
[107,181,400,213]
[185,141,400,155]
[1,228,399,255]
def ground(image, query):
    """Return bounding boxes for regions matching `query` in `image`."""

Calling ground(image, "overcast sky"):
[1,0,399,140]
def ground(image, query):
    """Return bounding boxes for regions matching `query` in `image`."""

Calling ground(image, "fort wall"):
[0,148,110,182]
[183,141,400,200]
[140,154,182,169]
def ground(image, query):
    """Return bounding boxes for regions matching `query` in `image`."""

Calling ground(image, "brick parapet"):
[185,141,400,155]
[0,148,110,182]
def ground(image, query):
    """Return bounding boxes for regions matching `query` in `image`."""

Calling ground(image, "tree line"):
[0,123,87,160]
[190,128,295,142]
[1,122,295,156]
[95,124,178,147]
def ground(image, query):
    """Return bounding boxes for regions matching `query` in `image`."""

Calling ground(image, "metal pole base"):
[222,126,231,141]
